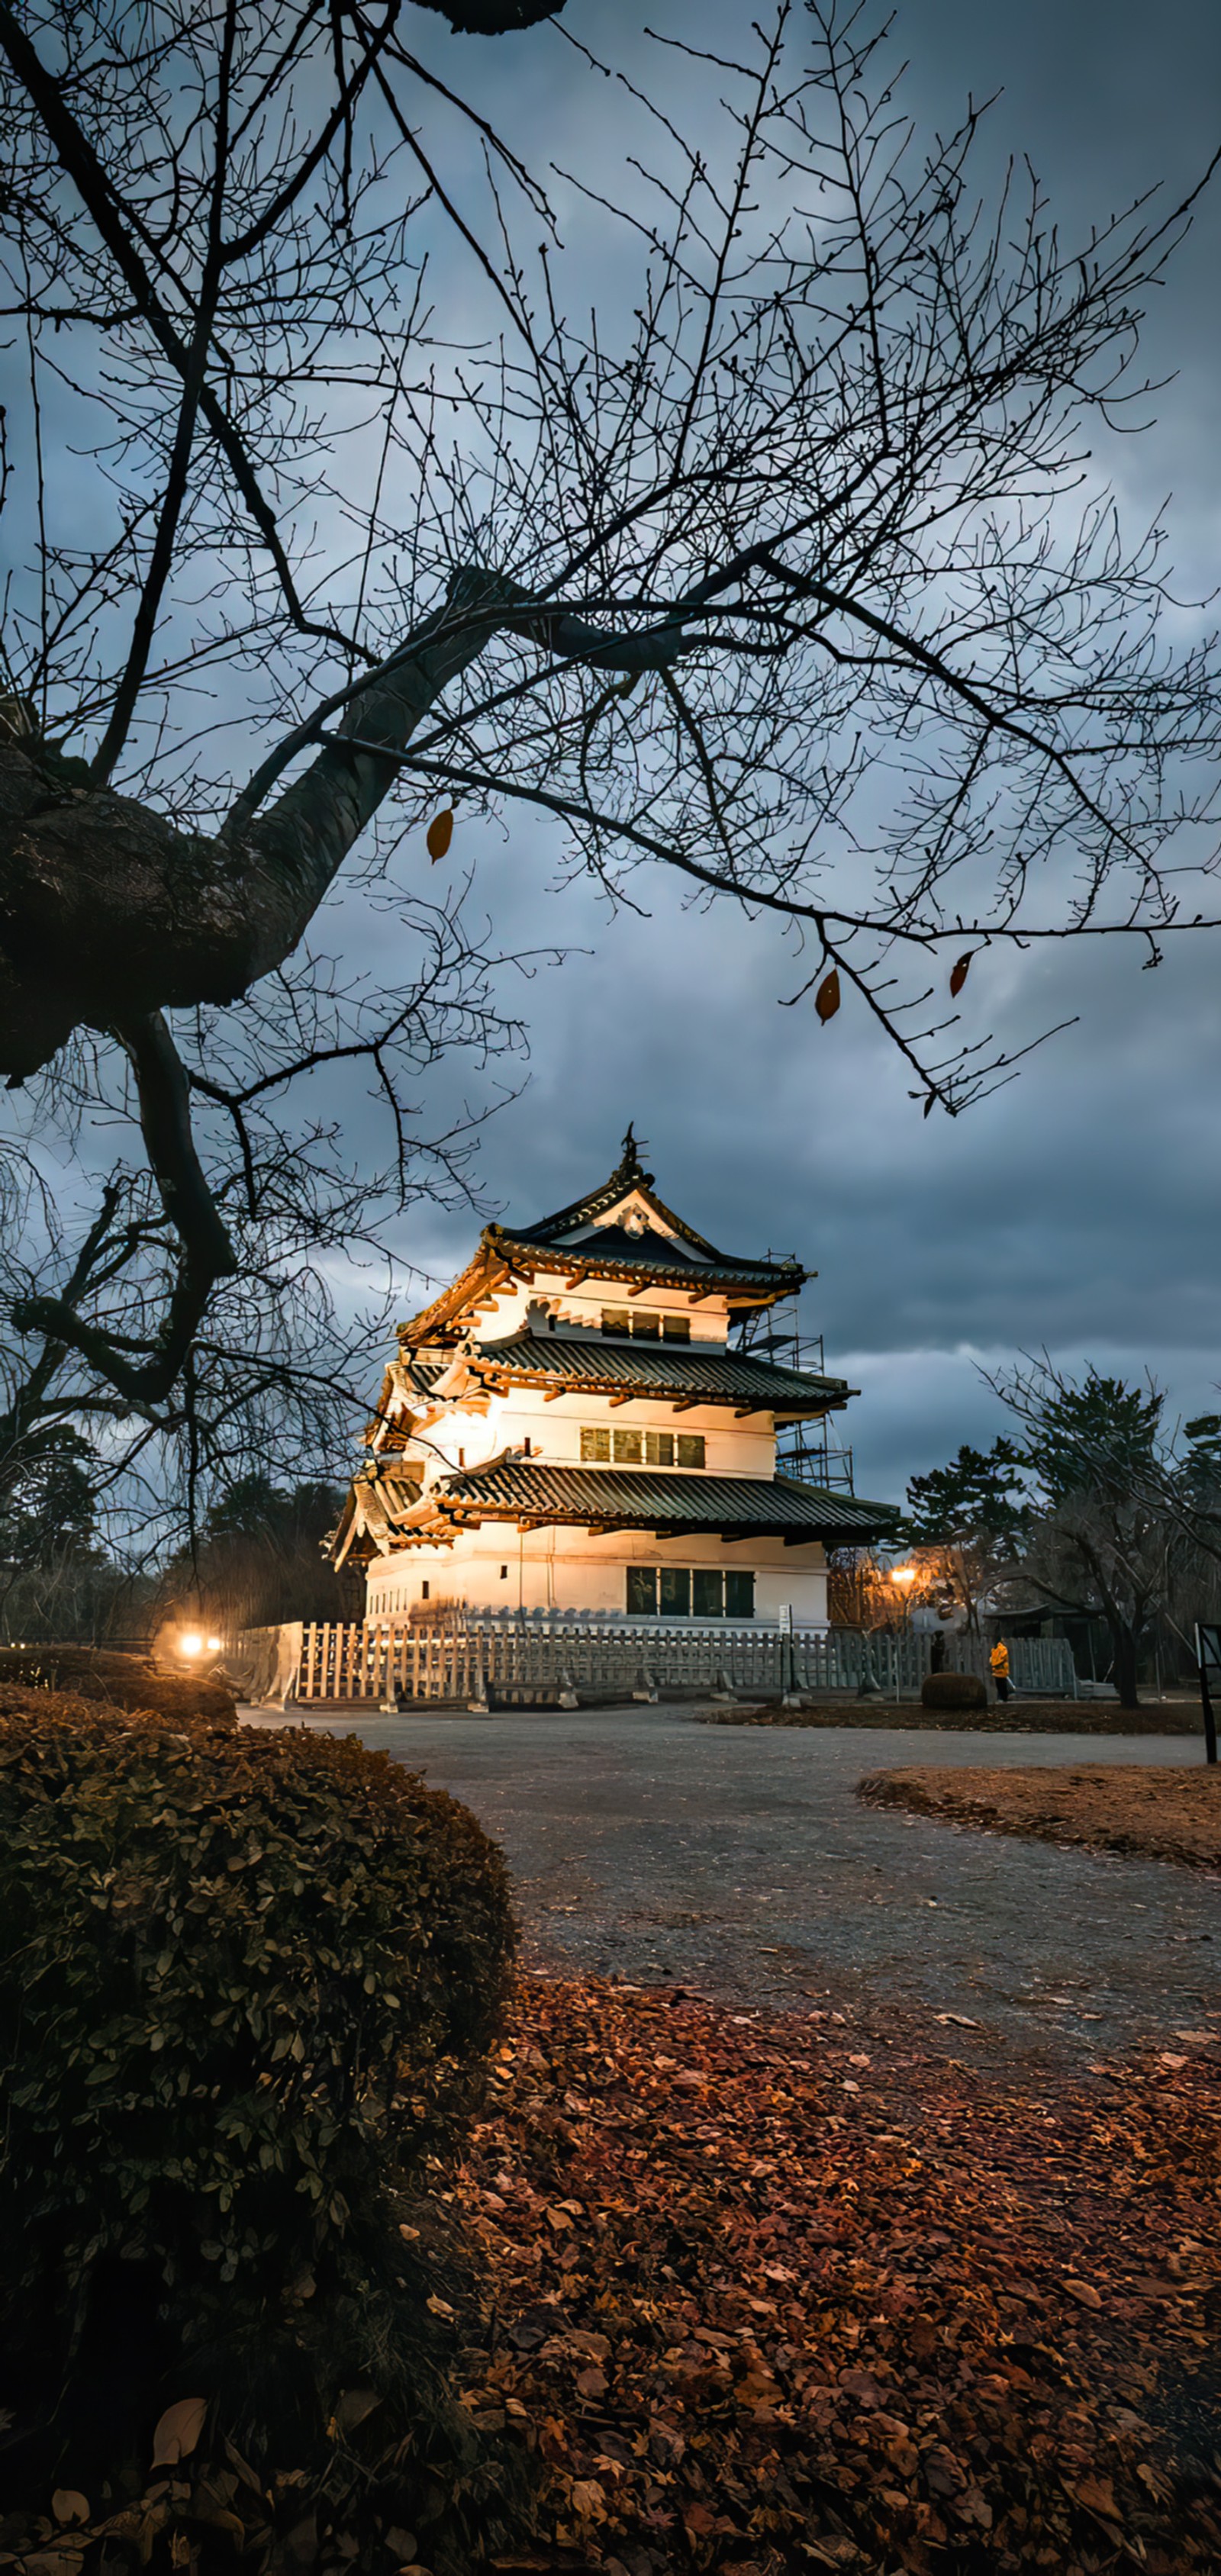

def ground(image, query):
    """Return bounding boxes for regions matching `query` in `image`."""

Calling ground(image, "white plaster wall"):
[365,1530,827,1624]
[412,1389,777,1480]
[478,1268,730,1344]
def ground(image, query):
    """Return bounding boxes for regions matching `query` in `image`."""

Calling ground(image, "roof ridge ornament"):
[618,1121,653,1186]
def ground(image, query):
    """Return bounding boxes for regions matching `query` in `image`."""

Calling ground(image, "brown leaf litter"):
[857,1763,1221,1872]
[455,1972,1221,2574]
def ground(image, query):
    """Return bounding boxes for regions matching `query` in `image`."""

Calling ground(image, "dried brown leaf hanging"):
[427,808,455,861]
[815,968,841,1022]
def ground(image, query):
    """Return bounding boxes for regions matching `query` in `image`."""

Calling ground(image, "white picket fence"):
[237,1616,1077,1707]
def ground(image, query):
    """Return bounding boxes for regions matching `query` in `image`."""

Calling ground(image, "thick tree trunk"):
[1109,1623,1142,1709]
[415,0,565,24]
[1,570,691,1404]
[0,568,688,1085]
[0,570,506,1083]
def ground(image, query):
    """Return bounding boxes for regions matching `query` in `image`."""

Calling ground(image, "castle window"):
[625,1567,755,1619]
[601,1308,689,1339]
[421,1581,430,1602]
[581,1425,705,1468]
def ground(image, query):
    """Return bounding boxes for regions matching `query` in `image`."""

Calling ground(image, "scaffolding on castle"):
[733,1273,856,1492]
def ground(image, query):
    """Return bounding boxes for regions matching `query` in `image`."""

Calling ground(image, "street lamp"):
[889,1563,918,1637]
[175,1628,223,1658]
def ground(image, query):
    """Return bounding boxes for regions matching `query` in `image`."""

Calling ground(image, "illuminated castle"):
[331,1130,894,1622]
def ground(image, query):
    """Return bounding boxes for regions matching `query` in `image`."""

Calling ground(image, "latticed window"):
[625,1567,755,1618]
[601,1309,692,1341]
[582,1426,707,1468]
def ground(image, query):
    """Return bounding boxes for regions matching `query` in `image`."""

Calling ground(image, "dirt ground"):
[697,1694,1201,1735]
[256,1708,1218,2066]
[858,1763,1221,1872]
[699,1697,1197,1734]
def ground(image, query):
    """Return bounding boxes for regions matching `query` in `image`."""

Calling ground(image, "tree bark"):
[0,568,690,1086]
[1108,1622,1142,1709]
[413,0,565,24]
[0,572,506,1083]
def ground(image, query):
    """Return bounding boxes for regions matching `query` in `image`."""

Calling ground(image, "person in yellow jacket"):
[990,1637,1011,1705]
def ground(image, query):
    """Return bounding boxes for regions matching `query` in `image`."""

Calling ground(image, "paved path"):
[250,1708,1219,2070]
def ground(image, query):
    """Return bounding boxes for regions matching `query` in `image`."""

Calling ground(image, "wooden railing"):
[237,1618,1078,1707]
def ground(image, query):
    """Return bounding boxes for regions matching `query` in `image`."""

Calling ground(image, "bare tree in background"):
[988,1358,1221,1707]
[2,0,1219,1531]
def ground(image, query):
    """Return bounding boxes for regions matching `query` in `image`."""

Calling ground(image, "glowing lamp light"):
[891,1566,917,1589]
[179,1631,204,1657]
[206,1636,222,1651]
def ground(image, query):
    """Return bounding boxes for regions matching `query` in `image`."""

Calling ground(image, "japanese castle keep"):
[331,1131,896,1624]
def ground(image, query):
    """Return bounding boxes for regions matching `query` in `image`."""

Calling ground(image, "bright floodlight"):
[179,1631,204,1657]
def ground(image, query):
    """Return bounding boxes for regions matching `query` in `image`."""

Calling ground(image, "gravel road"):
[248,1706,1219,2070]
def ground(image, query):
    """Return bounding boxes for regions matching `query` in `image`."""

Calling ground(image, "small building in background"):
[330,1130,896,1621]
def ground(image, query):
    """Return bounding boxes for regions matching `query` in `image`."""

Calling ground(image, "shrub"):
[0,1698,516,2520]
[0,1643,237,1726]
[921,1669,987,1711]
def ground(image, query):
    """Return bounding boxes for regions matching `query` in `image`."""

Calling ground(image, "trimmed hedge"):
[0,1644,237,1726]
[0,1697,516,2516]
[921,1669,987,1711]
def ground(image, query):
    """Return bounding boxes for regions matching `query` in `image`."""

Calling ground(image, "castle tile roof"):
[398,1132,804,1344]
[391,1459,898,1547]
[454,1331,852,1415]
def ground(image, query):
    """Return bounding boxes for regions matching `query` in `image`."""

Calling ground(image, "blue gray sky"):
[338,0,1221,1505]
[13,0,1216,1514]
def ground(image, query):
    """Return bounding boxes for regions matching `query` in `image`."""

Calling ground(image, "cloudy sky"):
[342,0,1221,1507]
[10,0,1218,1517]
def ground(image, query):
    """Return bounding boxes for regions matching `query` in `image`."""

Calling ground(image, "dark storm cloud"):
[343,0,1221,1505]
[4,1,1214,1519]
